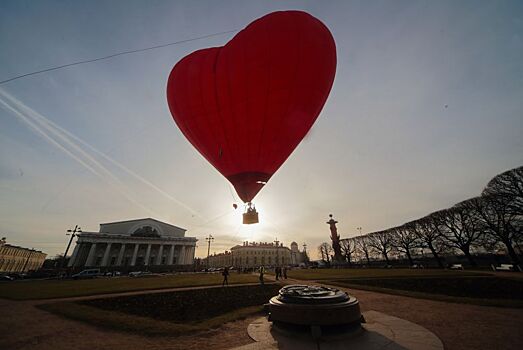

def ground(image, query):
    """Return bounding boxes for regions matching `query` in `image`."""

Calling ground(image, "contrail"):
[0,88,202,219]
[0,98,101,176]
[0,89,162,217]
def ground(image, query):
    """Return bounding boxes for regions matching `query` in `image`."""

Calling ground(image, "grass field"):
[0,273,259,300]
[282,268,523,307]
[286,268,490,280]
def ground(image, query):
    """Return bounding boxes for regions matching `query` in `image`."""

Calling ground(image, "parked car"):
[129,271,153,277]
[71,269,102,279]
[0,275,14,282]
[105,271,121,277]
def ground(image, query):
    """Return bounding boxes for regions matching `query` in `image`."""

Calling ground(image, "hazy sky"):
[1,0,522,259]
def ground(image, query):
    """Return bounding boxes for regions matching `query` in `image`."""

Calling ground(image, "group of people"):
[274,266,287,280]
[221,265,289,286]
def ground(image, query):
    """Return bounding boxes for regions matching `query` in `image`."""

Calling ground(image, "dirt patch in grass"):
[39,284,281,336]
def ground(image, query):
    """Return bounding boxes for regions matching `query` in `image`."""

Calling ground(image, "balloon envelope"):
[167,10,336,203]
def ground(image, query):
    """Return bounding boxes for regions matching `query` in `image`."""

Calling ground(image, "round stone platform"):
[269,285,361,331]
[230,310,444,350]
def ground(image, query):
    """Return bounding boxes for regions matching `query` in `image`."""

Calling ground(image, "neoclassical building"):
[68,218,196,270]
[229,241,291,268]
[0,238,47,273]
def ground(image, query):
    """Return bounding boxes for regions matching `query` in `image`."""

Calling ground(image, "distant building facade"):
[201,241,292,268]
[0,238,47,273]
[68,218,197,270]
[202,251,233,268]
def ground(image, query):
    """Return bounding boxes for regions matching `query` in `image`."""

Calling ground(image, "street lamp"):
[205,234,214,270]
[62,225,82,268]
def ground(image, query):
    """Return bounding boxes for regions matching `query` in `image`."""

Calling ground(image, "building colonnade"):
[68,238,195,268]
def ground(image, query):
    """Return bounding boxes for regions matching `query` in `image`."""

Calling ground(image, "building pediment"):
[99,218,187,238]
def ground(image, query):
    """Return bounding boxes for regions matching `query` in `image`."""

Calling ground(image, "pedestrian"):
[259,266,265,285]
[222,266,229,287]
[283,266,288,279]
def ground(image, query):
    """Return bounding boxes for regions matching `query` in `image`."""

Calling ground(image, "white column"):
[116,244,126,266]
[180,245,186,265]
[101,243,112,267]
[187,246,194,264]
[67,242,82,267]
[85,243,97,266]
[131,244,139,266]
[144,244,152,266]
[168,245,175,265]
[156,245,164,265]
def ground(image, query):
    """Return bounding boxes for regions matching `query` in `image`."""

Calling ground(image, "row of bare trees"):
[321,166,522,267]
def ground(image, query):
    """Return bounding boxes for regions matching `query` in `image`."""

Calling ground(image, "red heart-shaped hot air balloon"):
[167,10,336,204]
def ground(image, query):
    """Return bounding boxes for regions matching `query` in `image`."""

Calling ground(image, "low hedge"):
[336,276,523,300]
[82,284,281,322]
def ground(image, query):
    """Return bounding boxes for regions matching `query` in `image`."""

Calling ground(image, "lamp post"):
[205,234,214,270]
[62,225,82,268]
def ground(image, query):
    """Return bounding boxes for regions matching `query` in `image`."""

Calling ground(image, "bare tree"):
[412,216,447,268]
[318,242,332,264]
[354,235,371,264]
[483,166,523,216]
[367,231,394,264]
[340,238,356,265]
[434,202,484,266]
[466,195,521,265]
[391,224,420,266]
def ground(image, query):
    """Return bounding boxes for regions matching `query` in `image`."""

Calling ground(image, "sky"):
[0,0,522,260]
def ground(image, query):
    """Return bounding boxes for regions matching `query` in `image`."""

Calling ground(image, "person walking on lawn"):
[259,266,265,285]
[222,266,229,287]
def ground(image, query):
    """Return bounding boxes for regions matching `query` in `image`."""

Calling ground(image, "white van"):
[71,269,102,279]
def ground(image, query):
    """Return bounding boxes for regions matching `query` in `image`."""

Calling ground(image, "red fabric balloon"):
[167,10,336,203]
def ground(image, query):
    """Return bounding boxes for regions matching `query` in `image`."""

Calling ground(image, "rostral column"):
[327,214,343,262]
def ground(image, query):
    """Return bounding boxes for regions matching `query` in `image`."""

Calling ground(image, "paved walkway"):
[0,276,522,350]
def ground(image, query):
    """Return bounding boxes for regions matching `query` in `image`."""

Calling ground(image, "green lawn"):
[0,273,259,300]
[286,268,489,280]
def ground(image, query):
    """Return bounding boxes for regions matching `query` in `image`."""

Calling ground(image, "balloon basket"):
[243,210,259,225]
